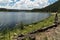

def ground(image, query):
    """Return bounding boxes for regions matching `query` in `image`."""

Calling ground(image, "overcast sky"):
[0,0,58,10]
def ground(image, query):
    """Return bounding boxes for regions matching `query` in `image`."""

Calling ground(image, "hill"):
[32,0,60,12]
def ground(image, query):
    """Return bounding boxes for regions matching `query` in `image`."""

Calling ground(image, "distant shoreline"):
[0,8,57,12]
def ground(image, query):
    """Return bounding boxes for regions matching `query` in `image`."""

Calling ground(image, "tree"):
[20,22,24,30]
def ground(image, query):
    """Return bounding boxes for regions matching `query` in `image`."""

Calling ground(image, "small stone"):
[29,25,33,27]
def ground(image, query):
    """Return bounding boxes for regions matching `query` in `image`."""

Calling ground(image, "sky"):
[0,0,58,10]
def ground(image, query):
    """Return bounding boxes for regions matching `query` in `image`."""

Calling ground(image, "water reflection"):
[0,12,50,30]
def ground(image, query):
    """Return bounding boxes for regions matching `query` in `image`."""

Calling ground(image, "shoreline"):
[0,13,55,40]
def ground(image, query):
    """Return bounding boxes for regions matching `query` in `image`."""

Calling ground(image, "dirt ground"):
[35,25,60,40]
[35,13,60,40]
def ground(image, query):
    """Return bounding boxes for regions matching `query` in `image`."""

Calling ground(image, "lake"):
[0,12,50,30]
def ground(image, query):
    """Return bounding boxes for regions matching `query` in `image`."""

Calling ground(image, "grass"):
[58,13,60,17]
[44,37,48,40]
[0,13,55,40]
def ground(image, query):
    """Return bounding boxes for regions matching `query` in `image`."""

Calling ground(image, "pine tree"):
[20,22,24,30]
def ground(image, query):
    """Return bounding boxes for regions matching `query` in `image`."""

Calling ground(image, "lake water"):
[0,12,50,30]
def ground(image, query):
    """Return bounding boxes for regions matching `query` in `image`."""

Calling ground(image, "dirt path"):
[35,13,60,40]
[35,25,60,40]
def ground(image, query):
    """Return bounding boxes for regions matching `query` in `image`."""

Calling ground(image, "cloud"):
[0,0,57,10]
[10,0,49,9]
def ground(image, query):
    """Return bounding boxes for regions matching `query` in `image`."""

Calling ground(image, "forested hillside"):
[32,0,60,12]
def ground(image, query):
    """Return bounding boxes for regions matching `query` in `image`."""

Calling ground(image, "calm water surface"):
[0,12,50,30]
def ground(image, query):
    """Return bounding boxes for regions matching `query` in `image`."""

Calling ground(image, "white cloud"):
[11,0,49,10]
[0,0,56,10]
